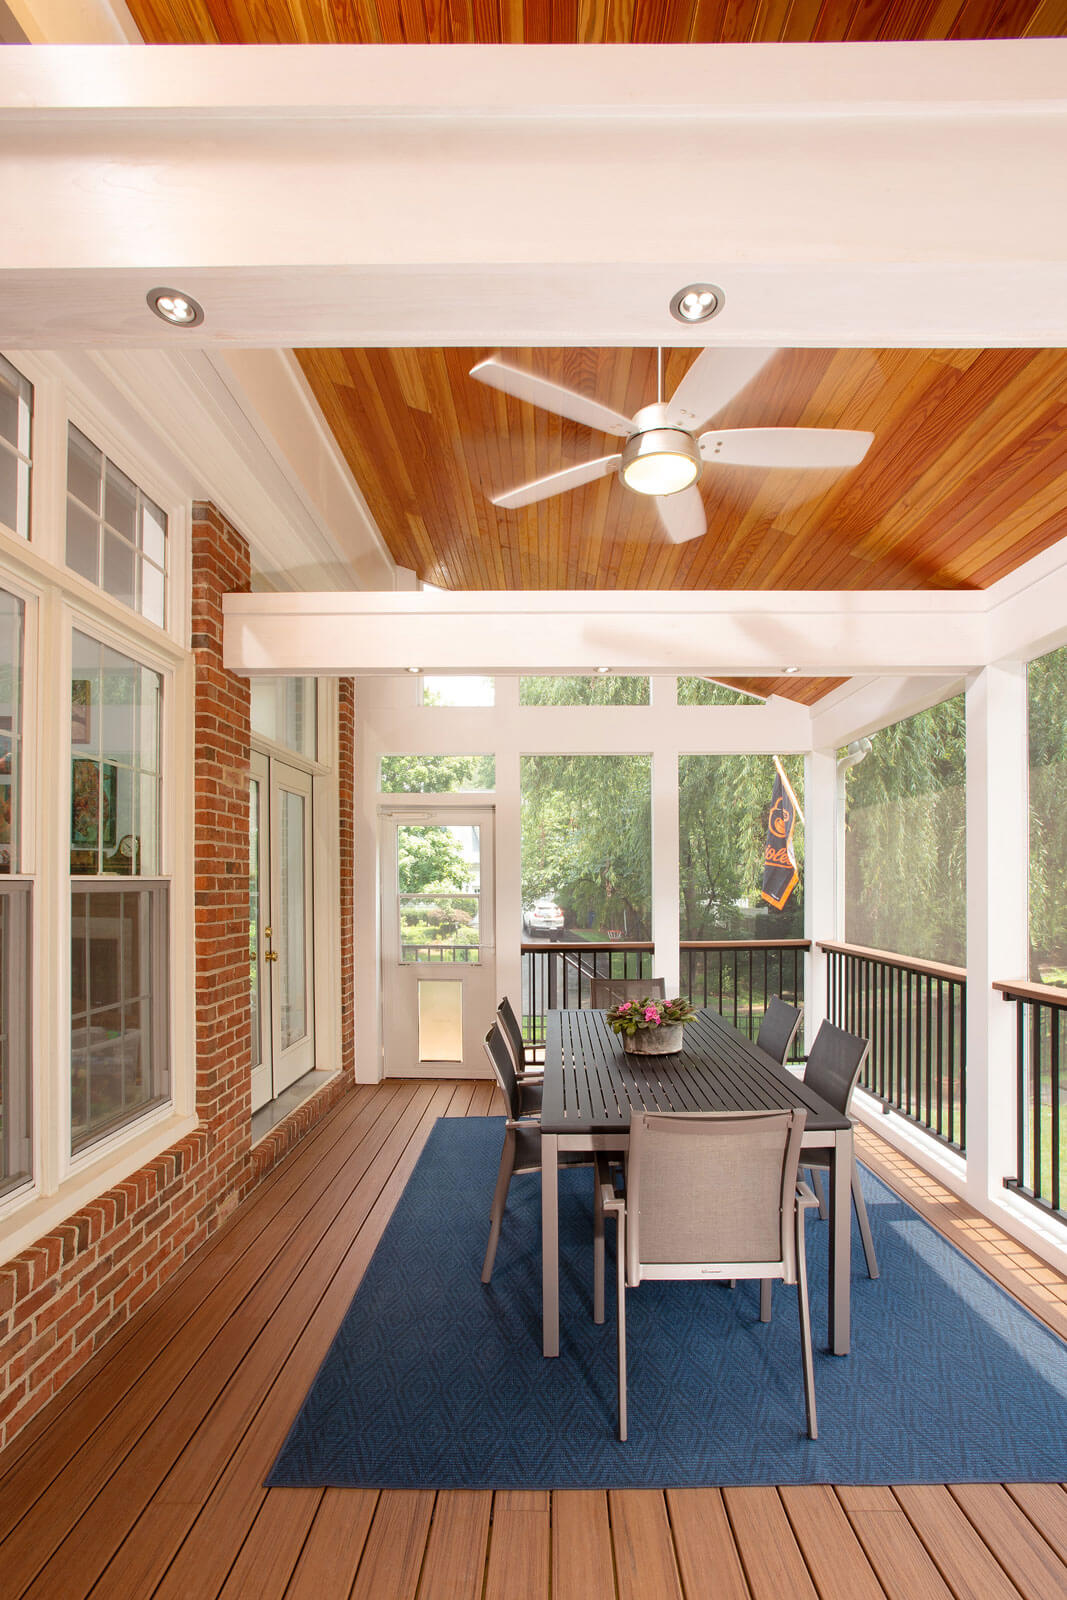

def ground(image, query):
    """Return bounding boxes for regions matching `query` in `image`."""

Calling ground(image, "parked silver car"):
[522,897,566,939]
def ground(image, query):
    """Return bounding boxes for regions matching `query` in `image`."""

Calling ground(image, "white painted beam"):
[0,43,1063,347]
[224,588,990,678]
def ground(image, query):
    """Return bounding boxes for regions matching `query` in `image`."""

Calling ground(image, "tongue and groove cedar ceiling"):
[126,2,1067,706]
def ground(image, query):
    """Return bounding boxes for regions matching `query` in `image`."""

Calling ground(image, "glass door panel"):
[381,807,495,1078]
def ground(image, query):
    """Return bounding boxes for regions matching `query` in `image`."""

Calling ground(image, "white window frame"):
[0,361,196,1264]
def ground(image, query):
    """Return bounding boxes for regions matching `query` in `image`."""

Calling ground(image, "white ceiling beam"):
[223,588,993,678]
[0,42,1064,347]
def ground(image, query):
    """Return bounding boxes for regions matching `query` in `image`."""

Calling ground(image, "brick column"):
[190,502,253,1215]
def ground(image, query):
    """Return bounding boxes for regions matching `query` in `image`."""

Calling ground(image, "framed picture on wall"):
[71,757,117,850]
[71,679,92,746]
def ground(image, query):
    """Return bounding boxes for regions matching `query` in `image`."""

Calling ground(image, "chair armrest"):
[595,1152,624,1216]
[796,1179,819,1213]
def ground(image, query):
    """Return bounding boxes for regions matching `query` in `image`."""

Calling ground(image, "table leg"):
[828,1128,851,1355]
[542,1132,559,1358]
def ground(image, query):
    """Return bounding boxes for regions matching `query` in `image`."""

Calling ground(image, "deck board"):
[0,1078,1064,1600]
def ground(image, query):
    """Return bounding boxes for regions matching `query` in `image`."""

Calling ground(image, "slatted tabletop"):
[540,1009,850,1136]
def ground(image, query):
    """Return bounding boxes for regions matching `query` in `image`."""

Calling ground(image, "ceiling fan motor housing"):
[620,405,702,496]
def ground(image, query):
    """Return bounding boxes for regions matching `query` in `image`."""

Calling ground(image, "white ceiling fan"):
[470,348,874,544]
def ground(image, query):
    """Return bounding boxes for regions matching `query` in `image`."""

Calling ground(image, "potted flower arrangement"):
[605,995,698,1056]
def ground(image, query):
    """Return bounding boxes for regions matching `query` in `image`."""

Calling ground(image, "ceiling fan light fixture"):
[620,428,701,497]
[669,283,724,325]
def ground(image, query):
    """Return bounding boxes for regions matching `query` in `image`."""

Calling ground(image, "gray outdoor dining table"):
[539,1007,855,1359]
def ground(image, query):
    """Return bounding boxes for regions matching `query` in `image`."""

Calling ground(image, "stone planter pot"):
[622,1023,684,1056]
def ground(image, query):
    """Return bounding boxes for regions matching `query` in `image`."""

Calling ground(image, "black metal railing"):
[821,942,966,1152]
[520,942,654,1045]
[680,941,809,1062]
[998,980,1067,1223]
[519,940,808,1055]
[402,943,481,964]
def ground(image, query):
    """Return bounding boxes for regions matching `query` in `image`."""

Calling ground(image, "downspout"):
[835,739,872,937]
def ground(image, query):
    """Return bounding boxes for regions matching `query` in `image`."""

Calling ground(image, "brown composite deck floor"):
[2,1078,1067,1600]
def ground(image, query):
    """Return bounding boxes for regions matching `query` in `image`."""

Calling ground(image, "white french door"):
[380,805,495,1078]
[250,752,316,1112]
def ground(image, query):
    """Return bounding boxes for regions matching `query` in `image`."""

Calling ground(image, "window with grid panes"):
[66,425,167,626]
[0,355,32,539]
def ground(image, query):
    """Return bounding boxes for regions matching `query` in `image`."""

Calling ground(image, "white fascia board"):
[360,691,812,757]
[0,43,1064,347]
[5,0,139,43]
[3,40,1063,116]
[203,350,397,590]
[91,349,395,590]
[810,674,967,750]
[985,537,1067,665]
[223,589,990,678]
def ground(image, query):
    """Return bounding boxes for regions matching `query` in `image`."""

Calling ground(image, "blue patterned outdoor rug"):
[267,1117,1067,1489]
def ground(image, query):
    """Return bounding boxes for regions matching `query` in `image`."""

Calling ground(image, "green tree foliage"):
[396,825,472,894]
[679,754,805,940]
[520,754,652,937]
[676,677,764,707]
[518,676,650,706]
[1028,644,1067,980]
[379,753,495,793]
[843,695,966,966]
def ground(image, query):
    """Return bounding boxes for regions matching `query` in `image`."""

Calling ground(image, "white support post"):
[651,748,680,999]
[804,750,838,1053]
[965,663,1029,1209]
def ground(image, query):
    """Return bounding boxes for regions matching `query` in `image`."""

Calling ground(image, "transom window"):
[66,425,167,626]
[0,355,32,540]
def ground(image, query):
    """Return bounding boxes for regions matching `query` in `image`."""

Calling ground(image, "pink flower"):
[644,1004,661,1023]
[617,1000,632,1012]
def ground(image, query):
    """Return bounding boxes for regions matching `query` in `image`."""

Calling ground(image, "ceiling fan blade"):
[470,357,633,438]
[699,427,874,470]
[655,484,707,544]
[664,348,778,431]
[490,454,622,510]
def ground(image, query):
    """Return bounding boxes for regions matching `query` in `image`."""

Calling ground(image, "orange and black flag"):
[761,760,800,911]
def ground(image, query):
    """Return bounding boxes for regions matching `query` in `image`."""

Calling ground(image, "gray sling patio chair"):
[497,994,543,1083]
[481,1023,605,1312]
[801,1020,879,1280]
[597,1108,818,1441]
[756,996,804,1065]
[589,976,666,1009]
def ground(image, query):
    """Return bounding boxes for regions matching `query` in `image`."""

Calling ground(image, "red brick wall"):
[0,505,356,1455]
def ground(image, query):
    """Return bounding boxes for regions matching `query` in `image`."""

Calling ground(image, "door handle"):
[265,950,279,963]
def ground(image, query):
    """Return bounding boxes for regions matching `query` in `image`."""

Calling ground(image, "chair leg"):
[616,1206,628,1442]
[480,1130,516,1283]
[593,1167,605,1324]
[810,1168,828,1220]
[851,1158,880,1280]
[794,1207,818,1441]
[759,1279,772,1322]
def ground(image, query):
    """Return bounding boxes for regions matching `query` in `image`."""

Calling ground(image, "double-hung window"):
[69,632,168,1154]
[0,585,30,1197]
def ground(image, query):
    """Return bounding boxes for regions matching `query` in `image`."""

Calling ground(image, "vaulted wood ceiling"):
[126,2,1067,702]
[126,0,1061,46]
[297,345,1067,593]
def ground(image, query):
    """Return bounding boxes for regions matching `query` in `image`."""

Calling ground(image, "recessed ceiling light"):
[783,665,800,674]
[669,283,724,325]
[407,666,421,674]
[595,666,611,674]
[146,287,205,328]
